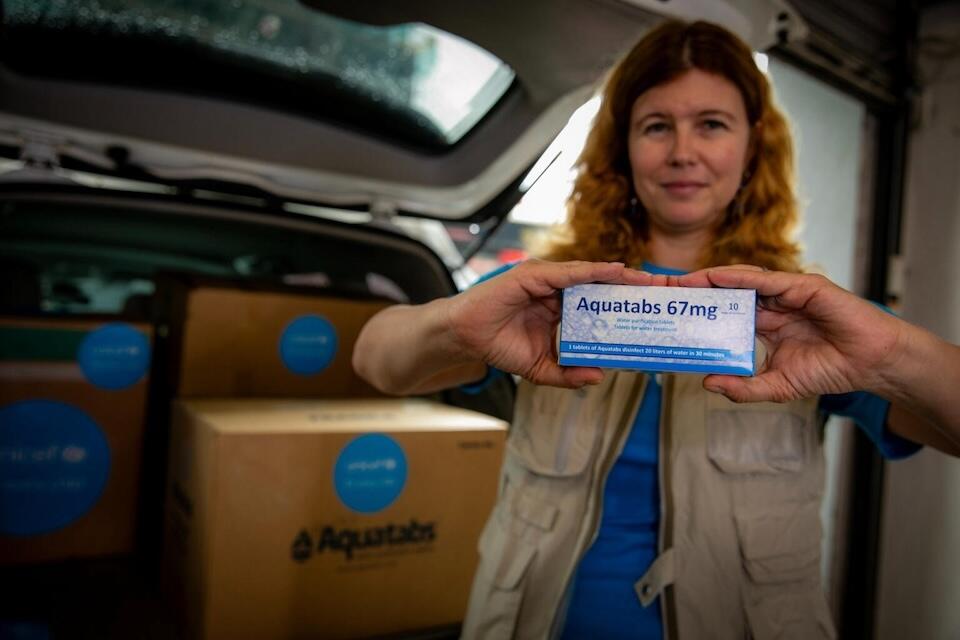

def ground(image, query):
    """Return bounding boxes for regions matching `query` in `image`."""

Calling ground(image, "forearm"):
[352,298,487,395]
[886,403,960,457]
[875,322,960,446]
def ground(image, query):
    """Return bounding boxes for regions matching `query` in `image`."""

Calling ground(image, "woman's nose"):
[668,129,697,167]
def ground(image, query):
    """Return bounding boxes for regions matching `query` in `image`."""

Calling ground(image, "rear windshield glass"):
[1,0,515,150]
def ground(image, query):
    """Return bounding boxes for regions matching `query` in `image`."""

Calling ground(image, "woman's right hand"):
[444,259,633,388]
[353,259,638,395]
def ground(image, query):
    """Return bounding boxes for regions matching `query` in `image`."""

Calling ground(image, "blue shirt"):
[560,370,665,639]
[464,261,921,639]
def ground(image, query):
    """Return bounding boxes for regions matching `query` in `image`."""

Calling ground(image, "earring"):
[629,196,638,217]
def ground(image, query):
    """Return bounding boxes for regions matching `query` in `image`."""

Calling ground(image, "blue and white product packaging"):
[559,284,756,376]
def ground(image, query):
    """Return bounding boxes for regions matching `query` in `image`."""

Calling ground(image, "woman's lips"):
[661,181,707,197]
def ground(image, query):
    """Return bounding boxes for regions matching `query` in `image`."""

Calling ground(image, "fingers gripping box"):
[559,284,756,375]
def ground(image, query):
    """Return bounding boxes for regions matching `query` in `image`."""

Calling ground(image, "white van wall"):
[876,3,960,639]
[767,56,867,618]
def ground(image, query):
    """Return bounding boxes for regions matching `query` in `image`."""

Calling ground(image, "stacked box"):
[0,317,152,563]
[155,277,391,399]
[162,398,507,640]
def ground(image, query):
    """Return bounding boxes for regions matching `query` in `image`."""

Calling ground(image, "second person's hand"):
[672,267,905,402]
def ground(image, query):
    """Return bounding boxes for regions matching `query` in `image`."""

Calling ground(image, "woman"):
[353,20,936,639]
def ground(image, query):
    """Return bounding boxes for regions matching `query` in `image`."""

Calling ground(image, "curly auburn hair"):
[539,20,802,272]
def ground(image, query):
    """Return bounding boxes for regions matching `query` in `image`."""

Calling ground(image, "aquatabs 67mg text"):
[559,284,756,376]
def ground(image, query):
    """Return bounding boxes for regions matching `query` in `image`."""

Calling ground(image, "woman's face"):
[628,69,752,237]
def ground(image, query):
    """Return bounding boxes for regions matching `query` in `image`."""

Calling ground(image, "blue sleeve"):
[819,392,922,460]
[457,261,520,394]
[471,261,519,285]
[459,365,507,395]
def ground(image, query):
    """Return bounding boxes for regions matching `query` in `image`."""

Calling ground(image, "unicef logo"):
[279,315,338,376]
[77,323,151,390]
[333,434,407,513]
[0,400,111,536]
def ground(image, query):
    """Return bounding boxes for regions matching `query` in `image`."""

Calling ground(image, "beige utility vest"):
[462,370,836,640]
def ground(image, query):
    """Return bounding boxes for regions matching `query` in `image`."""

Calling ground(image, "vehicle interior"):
[1,0,958,638]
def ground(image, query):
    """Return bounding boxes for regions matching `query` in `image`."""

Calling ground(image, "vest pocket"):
[507,383,600,476]
[744,592,837,640]
[463,503,539,639]
[706,408,807,474]
[735,502,837,639]
[734,502,821,584]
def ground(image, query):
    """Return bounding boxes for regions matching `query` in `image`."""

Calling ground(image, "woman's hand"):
[354,259,636,394]
[445,259,632,388]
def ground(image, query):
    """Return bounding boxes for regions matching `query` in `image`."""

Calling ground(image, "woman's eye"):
[701,119,727,131]
[643,122,669,135]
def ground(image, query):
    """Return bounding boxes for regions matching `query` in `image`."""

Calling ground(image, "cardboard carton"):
[0,317,152,563]
[162,398,507,640]
[154,277,390,398]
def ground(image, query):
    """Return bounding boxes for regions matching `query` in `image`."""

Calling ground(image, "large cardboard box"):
[0,317,152,563]
[162,398,507,640]
[154,277,391,398]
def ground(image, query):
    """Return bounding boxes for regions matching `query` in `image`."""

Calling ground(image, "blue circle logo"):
[333,434,407,513]
[279,315,338,376]
[0,400,111,536]
[77,323,151,390]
